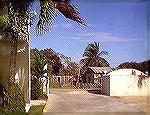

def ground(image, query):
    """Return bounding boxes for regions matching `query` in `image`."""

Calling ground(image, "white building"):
[101,68,150,96]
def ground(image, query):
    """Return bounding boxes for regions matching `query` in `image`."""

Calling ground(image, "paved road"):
[46,89,140,112]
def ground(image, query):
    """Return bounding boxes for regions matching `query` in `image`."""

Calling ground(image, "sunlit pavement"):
[44,89,140,112]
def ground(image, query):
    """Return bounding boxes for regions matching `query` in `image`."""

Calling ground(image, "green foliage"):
[80,42,109,75]
[31,77,47,100]
[57,53,80,77]
[0,0,85,35]
[31,50,47,79]
[4,84,26,113]
[0,81,5,113]
[31,77,42,100]
[41,48,62,75]
[137,74,147,89]
[31,48,62,77]
[50,82,61,88]
[65,62,80,77]
[117,60,150,74]
[29,105,45,113]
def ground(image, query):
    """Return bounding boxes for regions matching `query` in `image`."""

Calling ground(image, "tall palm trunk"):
[6,0,29,85]
[7,1,17,85]
[9,32,18,84]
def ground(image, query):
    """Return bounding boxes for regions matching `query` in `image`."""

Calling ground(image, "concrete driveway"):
[45,89,140,112]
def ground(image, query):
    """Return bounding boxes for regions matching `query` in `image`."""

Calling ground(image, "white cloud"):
[69,32,142,43]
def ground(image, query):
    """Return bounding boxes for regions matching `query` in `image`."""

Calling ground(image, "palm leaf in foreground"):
[37,0,87,34]
[36,0,56,34]
[56,1,86,26]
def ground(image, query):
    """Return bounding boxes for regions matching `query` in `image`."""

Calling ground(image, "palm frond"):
[83,50,93,58]
[98,51,108,56]
[11,0,34,13]
[0,0,6,10]
[0,11,8,32]
[83,42,99,58]
[98,57,110,67]
[36,0,56,34]
[56,1,87,26]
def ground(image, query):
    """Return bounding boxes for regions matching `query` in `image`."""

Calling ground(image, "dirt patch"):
[112,96,150,112]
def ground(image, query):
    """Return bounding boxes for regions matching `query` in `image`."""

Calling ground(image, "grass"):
[50,82,102,89]
[0,107,3,114]
[50,82,61,88]
[28,105,45,115]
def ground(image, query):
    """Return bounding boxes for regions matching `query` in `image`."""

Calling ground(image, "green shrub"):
[29,105,45,113]
[4,83,26,113]
[31,77,42,100]
[0,107,3,115]
[31,77,47,100]
[0,82,5,114]
[50,82,61,88]
[38,93,48,100]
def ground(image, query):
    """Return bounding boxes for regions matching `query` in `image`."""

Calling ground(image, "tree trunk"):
[8,32,18,85]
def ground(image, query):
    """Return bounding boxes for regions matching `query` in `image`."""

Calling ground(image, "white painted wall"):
[108,69,150,96]
[0,39,30,103]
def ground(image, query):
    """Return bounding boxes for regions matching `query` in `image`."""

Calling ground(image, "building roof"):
[108,68,147,76]
[89,67,112,74]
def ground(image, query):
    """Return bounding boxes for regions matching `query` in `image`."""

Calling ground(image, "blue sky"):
[30,1,149,68]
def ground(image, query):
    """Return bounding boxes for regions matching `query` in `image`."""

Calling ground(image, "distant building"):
[83,67,112,83]
[51,75,73,84]
[101,68,150,96]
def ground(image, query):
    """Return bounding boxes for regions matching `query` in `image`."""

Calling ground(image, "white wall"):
[108,69,150,96]
[0,40,30,103]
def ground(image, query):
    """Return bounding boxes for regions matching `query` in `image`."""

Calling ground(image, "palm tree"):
[80,42,109,75]
[0,0,86,84]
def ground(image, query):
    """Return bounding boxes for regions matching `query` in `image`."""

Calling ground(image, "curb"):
[43,96,50,112]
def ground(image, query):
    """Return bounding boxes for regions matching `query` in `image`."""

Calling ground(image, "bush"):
[29,105,45,113]
[31,77,47,100]
[0,82,5,114]
[4,83,26,113]
[50,82,61,88]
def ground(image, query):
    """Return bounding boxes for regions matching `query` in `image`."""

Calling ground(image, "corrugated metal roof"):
[89,67,112,74]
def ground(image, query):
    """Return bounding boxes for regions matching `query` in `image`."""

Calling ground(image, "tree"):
[117,60,150,89]
[0,0,86,84]
[30,50,47,80]
[80,42,109,75]
[30,49,49,100]
[117,60,150,74]
[41,48,62,75]
[31,48,63,78]
[57,53,80,78]
[65,62,80,77]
